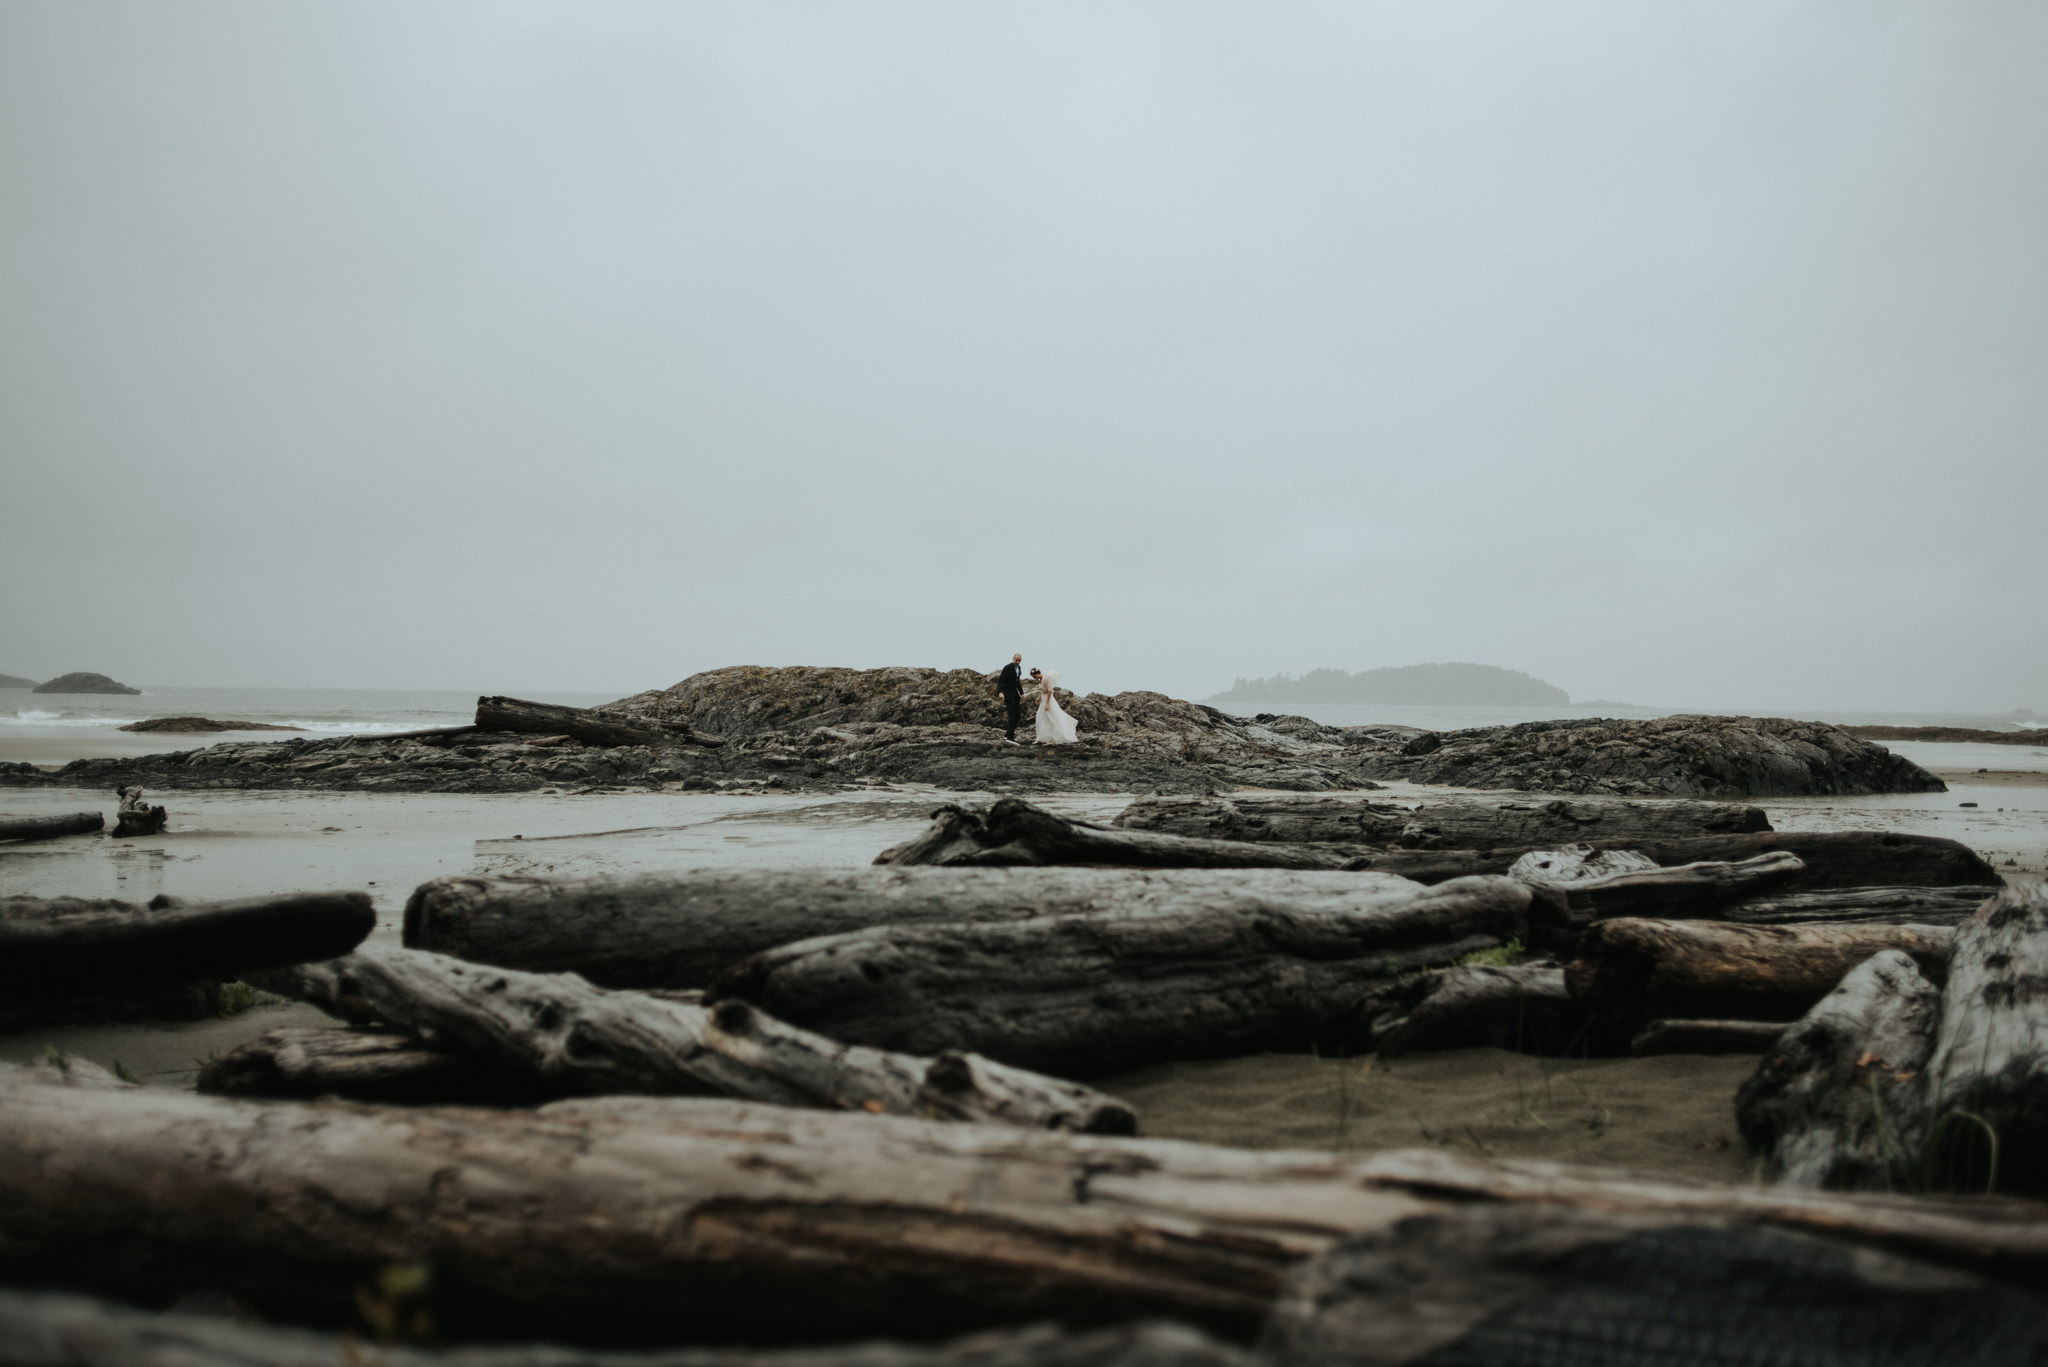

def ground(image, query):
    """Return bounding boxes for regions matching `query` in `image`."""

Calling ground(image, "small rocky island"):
[0,665,1946,798]
[117,717,304,734]
[30,671,140,695]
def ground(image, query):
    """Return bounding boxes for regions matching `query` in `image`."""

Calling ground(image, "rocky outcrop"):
[30,672,139,695]
[1359,714,1945,797]
[118,716,304,733]
[0,670,1947,799]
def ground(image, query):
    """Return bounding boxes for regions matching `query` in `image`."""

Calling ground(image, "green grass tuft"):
[1457,937,1525,968]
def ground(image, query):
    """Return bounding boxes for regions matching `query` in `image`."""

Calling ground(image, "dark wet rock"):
[31,672,139,695]
[0,672,1948,799]
[1356,714,1946,797]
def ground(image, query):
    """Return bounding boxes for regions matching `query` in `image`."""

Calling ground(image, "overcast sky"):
[3,3,2043,712]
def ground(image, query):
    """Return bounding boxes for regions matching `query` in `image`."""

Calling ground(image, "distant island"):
[31,671,141,695]
[1207,662,1569,709]
[0,673,35,689]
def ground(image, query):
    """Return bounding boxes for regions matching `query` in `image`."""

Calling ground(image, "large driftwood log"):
[1509,844,1806,927]
[1114,795,1770,847]
[1718,884,1999,927]
[263,944,1134,1133]
[713,877,1534,1076]
[1260,1204,2048,1367]
[875,800,1362,870]
[405,867,1434,991]
[1366,963,1584,1058]
[0,891,374,1008]
[0,811,102,843]
[1353,830,2002,890]
[476,695,721,749]
[1566,918,1952,1046]
[1734,950,1942,1190]
[6,1070,2048,1348]
[197,1026,553,1106]
[0,1292,1254,1367]
[1921,882,2048,1197]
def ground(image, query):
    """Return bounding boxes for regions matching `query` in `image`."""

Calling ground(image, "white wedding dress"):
[1034,670,1081,745]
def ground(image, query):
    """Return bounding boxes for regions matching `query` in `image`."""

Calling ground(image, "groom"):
[995,652,1024,741]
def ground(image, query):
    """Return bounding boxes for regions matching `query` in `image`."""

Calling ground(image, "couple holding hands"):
[995,653,1080,746]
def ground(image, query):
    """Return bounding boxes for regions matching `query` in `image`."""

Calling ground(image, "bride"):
[1029,667,1080,745]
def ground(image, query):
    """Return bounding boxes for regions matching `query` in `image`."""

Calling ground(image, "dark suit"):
[997,661,1023,739]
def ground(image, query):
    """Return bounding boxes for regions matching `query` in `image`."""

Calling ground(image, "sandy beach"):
[6,745,2041,1177]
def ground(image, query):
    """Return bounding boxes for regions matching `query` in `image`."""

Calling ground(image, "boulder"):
[1357,714,1945,797]
[30,672,139,695]
[117,716,303,733]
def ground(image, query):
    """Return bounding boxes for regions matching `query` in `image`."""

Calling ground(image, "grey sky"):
[3,3,2043,711]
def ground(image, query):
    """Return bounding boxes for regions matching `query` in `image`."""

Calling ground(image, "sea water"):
[0,685,622,762]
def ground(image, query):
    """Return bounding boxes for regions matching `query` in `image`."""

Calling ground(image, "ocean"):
[0,686,621,764]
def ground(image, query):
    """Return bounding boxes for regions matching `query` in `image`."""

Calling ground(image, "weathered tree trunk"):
[1508,845,1806,930]
[0,1291,1255,1367]
[1354,830,2002,890]
[1920,882,2048,1197]
[262,944,1135,1133]
[1717,884,1999,927]
[1629,1018,1787,1056]
[1260,1204,2048,1367]
[0,891,374,1008]
[405,867,1434,991]
[111,786,166,837]
[7,1068,2046,1349]
[197,1027,554,1106]
[1733,950,1941,1189]
[1366,963,1584,1058]
[712,877,1534,1077]
[1566,918,1952,1047]
[0,811,102,843]
[874,800,1364,869]
[1115,795,1771,847]
[476,696,721,749]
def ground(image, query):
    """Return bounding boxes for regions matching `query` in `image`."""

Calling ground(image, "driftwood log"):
[1567,917,1952,1047]
[1629,1018,1787,1056]
[476,695,721,749]
[197,1027,553,1106]
[1366,963,1583,1058]
[1920,881,2048,1195]
[1260,1204,2048,1367]
[1739,884,2048,1197]
[0,891,374,1008]
[1509,844,1806,928]
[110,786,166,837]
[406,867,1438,991]
[1354,830,2002,890]
[7,1067,2048,1347]
[261,944,1134,1132]
[0,1292,1253,1367]
[0,811,102,843]
[875,800,1362,870]
[1114,794,1770,847]
[1735,950,1943,1190]
[712,877,1534,1076]
[1718,884,1999,927]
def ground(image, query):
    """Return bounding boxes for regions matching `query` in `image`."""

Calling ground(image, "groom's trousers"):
[1003,694,1021,739]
